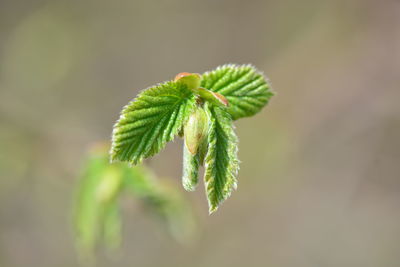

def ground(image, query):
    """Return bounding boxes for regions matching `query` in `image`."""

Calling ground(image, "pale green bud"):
[184,108,209,155]
[174,72,201,91]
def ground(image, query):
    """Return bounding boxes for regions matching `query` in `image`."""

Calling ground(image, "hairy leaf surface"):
[204,105,239,213]
[111,81,196,164]
[182,143,200,191]
[201,64,274,120]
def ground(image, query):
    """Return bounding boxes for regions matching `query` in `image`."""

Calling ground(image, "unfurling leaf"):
[111,81,196,165]
[182,143,200,191]
[201,64,274,120]
[204,105,239,213]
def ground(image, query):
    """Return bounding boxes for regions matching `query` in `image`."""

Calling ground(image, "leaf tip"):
[208,204,218,214]
[183,182,196,192]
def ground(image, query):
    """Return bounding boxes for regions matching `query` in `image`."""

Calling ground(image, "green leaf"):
[102,202,122,251]
[201,64,274,120]
[73,150,121,258]
[111,81,196,164]
[204,105,239,213]
[182,142,200,191]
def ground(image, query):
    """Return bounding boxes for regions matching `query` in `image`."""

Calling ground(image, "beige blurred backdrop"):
[1,0,400,266]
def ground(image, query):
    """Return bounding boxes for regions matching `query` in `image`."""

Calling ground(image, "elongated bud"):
[174,72,201,91]
[184,108,209,155]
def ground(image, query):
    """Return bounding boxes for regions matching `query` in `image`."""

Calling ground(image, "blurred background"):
[0,0,399,266]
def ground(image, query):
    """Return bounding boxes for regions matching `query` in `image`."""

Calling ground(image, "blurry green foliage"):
[73,143,195,261]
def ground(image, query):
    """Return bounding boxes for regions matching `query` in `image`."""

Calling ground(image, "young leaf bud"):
[174,72,201,91]
[184,108,209,155]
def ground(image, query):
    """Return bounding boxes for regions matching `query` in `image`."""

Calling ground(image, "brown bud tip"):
[212,92,229,106]
[174,72,192,81]
[174,72,200,81]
